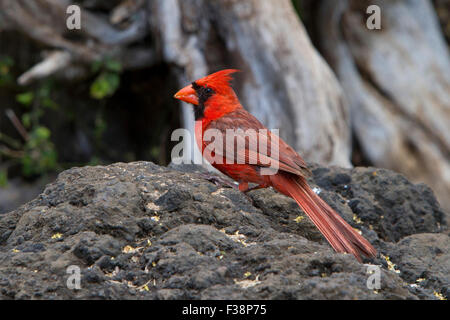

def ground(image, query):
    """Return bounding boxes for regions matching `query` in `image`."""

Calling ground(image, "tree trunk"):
[316,0,450,213]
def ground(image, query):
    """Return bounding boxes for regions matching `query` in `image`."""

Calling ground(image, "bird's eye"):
[205,87,213,94]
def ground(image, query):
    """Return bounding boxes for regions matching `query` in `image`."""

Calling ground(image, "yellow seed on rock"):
[433,291,446,300]
[122,245,135,253]
[352,214,362,224]
[51,233,63,239]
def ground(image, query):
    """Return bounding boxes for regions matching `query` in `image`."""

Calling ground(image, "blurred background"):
[0,0,449,215]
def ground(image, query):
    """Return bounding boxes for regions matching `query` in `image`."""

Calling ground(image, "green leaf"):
[21,126,57,177]
[0,56,14,76]
[38,81,52,98]
[21,113,31,128]
[16,92,34,106]
[0,56,14,86]
[41,97,59,110]
[91,60,103,73]
[0,169,7,188]
[34,126,51,140]
[104,72,120,91]
[0,73,13,86]
[39,148,57,170]
[90,72,120,99]
[105,59,122,73]
[88,156,101,166]
[0,56,14,68]
[21,154,33,176]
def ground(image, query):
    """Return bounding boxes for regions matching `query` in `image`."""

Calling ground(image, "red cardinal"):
[174,69,376,262]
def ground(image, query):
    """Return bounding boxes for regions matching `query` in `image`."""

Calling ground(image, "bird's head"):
[174,69,241,120]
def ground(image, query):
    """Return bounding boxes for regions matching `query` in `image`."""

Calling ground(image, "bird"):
[174,69,376,262]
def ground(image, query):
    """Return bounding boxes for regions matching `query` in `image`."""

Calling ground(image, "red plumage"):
[174,69,376,262]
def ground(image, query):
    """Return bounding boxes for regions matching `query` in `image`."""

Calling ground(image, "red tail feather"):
[272,175,377,262]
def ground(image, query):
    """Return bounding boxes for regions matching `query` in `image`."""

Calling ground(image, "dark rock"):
[0,161,447,299]
[388,233,449,297]
[312,165,446,242]
[72,232,122,265]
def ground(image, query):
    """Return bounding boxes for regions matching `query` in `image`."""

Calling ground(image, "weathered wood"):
[0,0,156,71]
[317,0,450,212]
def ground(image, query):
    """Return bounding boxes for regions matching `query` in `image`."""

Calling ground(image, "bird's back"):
[199,108,311,180]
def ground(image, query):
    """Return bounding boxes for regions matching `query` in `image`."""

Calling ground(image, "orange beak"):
[174,85,199,105]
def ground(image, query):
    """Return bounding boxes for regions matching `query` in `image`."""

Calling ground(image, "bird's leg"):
[235,182,256,204]
[239,182,269,193]
[237,182,270,206]
[238,182,249,192]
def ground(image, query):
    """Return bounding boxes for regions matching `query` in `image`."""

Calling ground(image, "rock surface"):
[0,161,448,299]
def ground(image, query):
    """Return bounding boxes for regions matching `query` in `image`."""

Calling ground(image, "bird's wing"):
[205,108,311,178]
